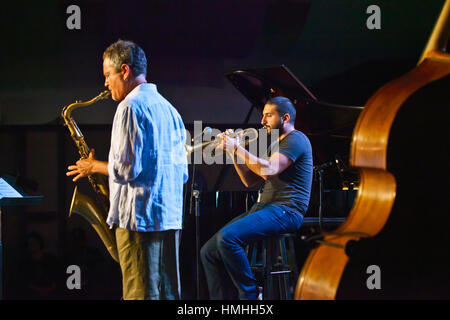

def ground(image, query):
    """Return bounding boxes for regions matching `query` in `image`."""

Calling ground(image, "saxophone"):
[61,90,119,262]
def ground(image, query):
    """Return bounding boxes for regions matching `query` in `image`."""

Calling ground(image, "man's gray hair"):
[103,39,147,77]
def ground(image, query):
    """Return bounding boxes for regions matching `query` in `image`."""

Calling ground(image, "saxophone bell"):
[70,185,119,262]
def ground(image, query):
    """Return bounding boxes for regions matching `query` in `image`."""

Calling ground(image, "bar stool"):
[247,233,299,300]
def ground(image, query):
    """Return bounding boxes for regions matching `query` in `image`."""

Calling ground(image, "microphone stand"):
[189,152,202,300]
[317,168,324,232]
[313,162,331,232]
[193,188,200,300]
[189,131,206,300]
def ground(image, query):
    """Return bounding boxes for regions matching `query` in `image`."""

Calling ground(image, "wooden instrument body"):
[296,0,450,299]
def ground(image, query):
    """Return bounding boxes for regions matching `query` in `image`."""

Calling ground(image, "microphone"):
[314,161,334,171]
[192,126,212,142]
[203,126,212,135]
[334,154,346,173]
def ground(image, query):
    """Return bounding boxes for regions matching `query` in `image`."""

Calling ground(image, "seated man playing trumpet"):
[200,96,313,300]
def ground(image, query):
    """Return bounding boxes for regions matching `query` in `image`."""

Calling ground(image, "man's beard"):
[268,120,285,136]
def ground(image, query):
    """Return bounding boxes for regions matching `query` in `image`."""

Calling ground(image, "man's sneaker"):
[257,286,263,300]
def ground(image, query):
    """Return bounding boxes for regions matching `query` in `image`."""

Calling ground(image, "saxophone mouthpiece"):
[100,90,111,99]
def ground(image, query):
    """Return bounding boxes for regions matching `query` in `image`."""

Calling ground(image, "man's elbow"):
[112,164,142,183]
[244,181,258,189]
[242,181,250,188]
[243,176,264,188]
[259,166,277,179]
[243,179,258,188]
[113,173,137,184]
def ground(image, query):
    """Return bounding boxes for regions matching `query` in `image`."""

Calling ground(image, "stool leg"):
[286,237,298,277]
[275,238,283,299]
[247,241,267,300]
[264,239,272,300]
[261,236,298,300]
[286,236,298,299]
[280,238,290,300]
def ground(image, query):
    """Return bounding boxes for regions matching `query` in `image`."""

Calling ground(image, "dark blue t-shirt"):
[259,130,313,215]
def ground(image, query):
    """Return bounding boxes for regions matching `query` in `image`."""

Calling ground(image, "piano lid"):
[226,65,363,137]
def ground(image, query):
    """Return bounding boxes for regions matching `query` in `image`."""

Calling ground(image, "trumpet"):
[185,127,259,155]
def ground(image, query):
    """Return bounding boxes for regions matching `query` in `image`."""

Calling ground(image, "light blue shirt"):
[106,83,188,231]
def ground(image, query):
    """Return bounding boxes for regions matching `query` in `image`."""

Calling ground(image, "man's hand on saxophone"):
[66,149,109,182]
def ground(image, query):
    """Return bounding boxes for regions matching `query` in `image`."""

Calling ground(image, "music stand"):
[0,174,43,299]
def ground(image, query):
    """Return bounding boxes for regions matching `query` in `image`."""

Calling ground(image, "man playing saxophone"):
[67,40,188,300]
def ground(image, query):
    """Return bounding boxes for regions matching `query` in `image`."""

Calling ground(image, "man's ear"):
[283,113,290,124]
[121,64,131,80]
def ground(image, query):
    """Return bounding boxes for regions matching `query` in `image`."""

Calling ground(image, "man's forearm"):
[233,145,273,179]
[93,160,109,176]
[233,156,261,187]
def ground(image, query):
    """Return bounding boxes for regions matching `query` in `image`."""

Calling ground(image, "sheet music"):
[0,178,23,199]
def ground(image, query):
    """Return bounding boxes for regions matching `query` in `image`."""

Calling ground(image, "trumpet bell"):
[185,127,259,156]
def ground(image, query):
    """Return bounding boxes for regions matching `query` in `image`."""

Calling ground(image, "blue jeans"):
[200,203,303,300]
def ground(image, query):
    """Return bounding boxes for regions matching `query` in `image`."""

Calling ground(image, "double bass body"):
[296,0,450,299]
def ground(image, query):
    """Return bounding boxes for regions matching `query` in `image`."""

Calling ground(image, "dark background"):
[0,0,444,125]
[0,0,448,299]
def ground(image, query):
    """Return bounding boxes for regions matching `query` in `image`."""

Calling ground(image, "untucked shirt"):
[107,83,188,231]
[258,130,313,215]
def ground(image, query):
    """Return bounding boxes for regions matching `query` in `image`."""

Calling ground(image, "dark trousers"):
[116,228,181,300]
[200,203,303,300]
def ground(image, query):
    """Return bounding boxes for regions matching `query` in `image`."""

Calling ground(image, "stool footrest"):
[270,270,292,275]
